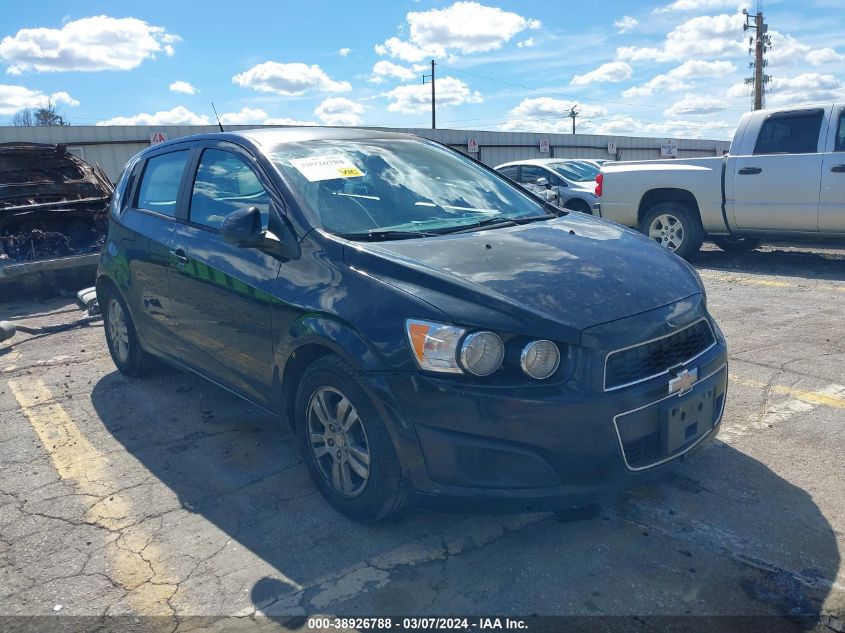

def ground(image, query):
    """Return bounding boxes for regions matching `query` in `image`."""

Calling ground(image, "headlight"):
[460,331,504,376]
[520,340,560,380]
[406,319,465,373]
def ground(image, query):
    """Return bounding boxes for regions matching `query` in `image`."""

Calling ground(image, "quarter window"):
[189,149,269,230]
[754,110,823,155]
[136,150,190,217]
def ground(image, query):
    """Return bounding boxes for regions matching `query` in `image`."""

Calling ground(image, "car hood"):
[0,143,113,212]
[342,213,702,341]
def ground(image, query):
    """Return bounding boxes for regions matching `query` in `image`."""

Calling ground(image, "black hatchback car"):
[97,128,728,521]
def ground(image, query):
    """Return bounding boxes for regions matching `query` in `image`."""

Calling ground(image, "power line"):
[435,62,665,110]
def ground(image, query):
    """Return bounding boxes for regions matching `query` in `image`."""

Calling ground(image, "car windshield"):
[268,139,551,238]
[550,161,598,182]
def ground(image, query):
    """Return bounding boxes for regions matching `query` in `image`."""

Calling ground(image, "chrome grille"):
[604,320,716,391]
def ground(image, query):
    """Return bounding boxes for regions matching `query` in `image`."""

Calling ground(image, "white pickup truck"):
[596,103,845,258]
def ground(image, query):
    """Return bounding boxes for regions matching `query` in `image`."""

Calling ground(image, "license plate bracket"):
[661,389,717,455]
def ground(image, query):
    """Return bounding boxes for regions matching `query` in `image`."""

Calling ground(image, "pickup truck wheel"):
[639,203,703,259]
[713,236,762,254]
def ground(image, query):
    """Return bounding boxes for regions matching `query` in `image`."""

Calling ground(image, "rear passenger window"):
[498,166,519,180]
[189,149,269,230]
[754,111,823,155]
[835,113,845,152]
[136,150,190,217]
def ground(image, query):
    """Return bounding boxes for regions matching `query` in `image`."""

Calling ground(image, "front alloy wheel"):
[296,355,406,521]
[307,387,371,497]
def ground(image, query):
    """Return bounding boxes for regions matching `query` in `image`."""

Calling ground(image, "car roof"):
[494,158,581,169]
[144,126,419,155]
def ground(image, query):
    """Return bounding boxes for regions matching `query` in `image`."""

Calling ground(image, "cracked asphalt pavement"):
[0,242,843,629]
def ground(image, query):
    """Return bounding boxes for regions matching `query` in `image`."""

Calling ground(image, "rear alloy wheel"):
[101,286,154,377]
[639,202,703,260]
[712,236,762,254]
[296,356,406,521]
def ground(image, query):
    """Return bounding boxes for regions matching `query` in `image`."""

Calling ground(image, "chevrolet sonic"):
[97,128,728,521]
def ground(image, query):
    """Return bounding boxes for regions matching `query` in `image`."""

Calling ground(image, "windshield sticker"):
[289,155,365,182]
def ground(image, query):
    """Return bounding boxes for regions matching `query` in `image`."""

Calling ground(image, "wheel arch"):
[637,188,701,225]
[276,320,381,431]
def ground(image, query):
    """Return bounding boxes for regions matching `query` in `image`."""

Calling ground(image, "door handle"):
[831,164,845,173]
[169,248,189,267]
[738,167,762,175]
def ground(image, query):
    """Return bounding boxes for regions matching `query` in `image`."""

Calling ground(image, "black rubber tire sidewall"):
[639,202,704,260]
[101,286,152,377]
[564,198,592,215]
[295,355,406,522]
[713,236,762,254]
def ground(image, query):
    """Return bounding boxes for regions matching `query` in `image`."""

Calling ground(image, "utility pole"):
[422,60,436,129]
[744,3,771,110]
[568,105,580,134]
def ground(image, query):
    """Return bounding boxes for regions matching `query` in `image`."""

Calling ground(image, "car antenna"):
[211,102,225,132]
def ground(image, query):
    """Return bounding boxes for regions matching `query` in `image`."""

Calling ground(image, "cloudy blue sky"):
[1,0,843,139]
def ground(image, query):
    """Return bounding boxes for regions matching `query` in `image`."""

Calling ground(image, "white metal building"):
[0,124,728,182]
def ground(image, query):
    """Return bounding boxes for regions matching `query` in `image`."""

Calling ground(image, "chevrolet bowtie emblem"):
[668,367,698,395]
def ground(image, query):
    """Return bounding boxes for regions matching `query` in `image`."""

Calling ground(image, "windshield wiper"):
[337,229,440,241]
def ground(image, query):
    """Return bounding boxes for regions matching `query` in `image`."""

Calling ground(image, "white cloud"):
[594,115,734,139]
[806,48,844,65]
[375,1,540,61]
[169,80,197,95]
[571,61,632,85]
[232,61,351,96]
[314,97,365,126]
[218,107,268,125]
[386,76,482,113]
[664,94,728,117]
[97,105,209,126]
[499,97,608,133]
[0,84,78,115]
[517,38,535,48]
[614,16,638,34]
[622,60,736,97]
[338,47,351,57]
[264,117,318,126]
[766,73,845,105]
[617,13,744,62]
[369,60,416,83]
[0,15,179,74]
[654,0,741,12]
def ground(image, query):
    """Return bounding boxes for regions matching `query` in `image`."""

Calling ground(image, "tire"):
[100,286,154,377]
[712,236,762,254]
[563,198,592,215]
[296,355,407,522]
[639,202,704,260]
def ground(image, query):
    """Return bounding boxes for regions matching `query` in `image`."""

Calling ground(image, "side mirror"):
[221,206,264,247]
[221,205,301,261]
[536,177,550,189]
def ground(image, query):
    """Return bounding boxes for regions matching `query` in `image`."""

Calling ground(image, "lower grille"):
[605,320,716,391]
[622,432,661,469]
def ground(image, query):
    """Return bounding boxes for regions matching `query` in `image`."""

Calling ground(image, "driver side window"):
[189,149,270,230]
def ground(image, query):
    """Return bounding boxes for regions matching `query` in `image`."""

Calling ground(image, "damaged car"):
[0,142,113,281]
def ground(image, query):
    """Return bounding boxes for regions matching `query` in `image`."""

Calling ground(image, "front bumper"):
[362,335,727,512]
